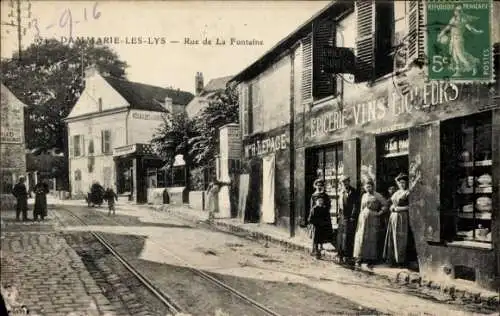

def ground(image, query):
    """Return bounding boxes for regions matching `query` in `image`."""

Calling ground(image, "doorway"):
[376,131,418,269]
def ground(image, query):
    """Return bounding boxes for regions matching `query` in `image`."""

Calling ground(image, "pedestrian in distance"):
[104,187,118,216]
[33,180,50,221]
[308,179,335,259]
[353,177,388,269]
[337,175,359,265]
[12,177,29,221]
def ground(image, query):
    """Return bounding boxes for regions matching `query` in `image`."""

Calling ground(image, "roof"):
[1,83,28,108]
[230,0,353,83]
[200,75,233,95]
[102,76,194,112]
[186,75,233,118]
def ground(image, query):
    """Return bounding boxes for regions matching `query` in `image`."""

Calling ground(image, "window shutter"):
[248,83,253,134]
[301,35,313,103]
[69,135,73,158]
[240,85,248,136]
[106,130,112,154]
[313,18,336,100]
[407,0,425,65]
[101,131,105,153]
[355,0,375,82]
[409,122,441,242]
[80,135,85,157]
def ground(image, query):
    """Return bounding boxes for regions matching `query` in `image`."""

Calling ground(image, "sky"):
[1,0,330,94]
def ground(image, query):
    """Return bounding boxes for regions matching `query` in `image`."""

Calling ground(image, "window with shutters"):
[102,130,112,154]
[355,0,425,82]
[313,17,338,101]
[240,83,253,136]
[301,35,313,103]
[73,135,82,157]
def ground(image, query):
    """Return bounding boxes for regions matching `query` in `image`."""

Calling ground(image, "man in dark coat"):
[12,177,29,221]
[337,175,359,264]
[33,181,50,220]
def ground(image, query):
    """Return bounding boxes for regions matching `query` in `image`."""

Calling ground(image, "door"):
[245,158,262,223]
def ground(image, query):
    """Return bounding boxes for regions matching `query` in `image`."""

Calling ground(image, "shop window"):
[441,112,493,244]
[377,131,409,195]
[310,144,344,219]
[101,130,112,154]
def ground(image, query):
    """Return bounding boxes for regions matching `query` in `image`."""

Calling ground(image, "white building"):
[64,68,193,202]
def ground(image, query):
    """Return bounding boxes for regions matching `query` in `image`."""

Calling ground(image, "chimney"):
[195,72,204,96]
[164,97,173,113]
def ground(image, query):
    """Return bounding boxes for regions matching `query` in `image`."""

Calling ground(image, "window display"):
[451,112,493,243]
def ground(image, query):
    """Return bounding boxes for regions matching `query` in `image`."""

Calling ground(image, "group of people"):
[11,176,49,221]
[308,173,413,269]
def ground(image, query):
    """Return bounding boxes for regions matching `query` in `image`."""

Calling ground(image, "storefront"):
[113,143,164,203]
[298,67,499,290]
[241,126,291,228]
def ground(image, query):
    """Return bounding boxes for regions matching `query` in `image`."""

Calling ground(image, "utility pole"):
[16,0,22,59]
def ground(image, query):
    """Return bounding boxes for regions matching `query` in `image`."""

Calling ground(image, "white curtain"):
[261,154,276,224]
[238,174,250,222]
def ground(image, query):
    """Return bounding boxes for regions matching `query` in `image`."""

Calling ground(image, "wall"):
[127,110,164,144]
[68,112,127,196]
[0,86,26,209]
[248,55,291,134]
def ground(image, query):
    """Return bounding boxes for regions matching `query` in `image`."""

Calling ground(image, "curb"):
[152,205,500,309]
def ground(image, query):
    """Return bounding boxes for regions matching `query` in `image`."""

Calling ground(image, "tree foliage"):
[151,84,239,173]
[1,39,128,150]
[189,85,239,168]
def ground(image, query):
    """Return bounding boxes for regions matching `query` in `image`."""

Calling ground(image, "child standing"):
[104,187,118,216]
[308,180,334,259]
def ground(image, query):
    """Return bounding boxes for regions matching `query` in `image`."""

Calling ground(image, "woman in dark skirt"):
[33,181,49,221]
[308,179,334,259]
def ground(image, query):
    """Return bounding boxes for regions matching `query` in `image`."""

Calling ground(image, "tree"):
[189,84,239,168]
[151,111,198,171]
[1,39,128,150]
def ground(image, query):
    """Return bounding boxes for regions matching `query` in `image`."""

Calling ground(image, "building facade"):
[0,84,27,209]
[65,68,193,203]
[231,1,500,290]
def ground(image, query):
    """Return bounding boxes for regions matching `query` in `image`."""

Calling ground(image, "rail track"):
[59,206,283,316]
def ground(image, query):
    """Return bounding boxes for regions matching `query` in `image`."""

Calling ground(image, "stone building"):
[64,68,193,203]
[0,84,27,209]
[230,1,499,290]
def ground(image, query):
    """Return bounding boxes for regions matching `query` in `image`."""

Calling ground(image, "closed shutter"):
[101,131,105,153]
[301,35,313,103]
[68,134,73,158]
[80,135,85,157]
[241,85,248,135]
[313,18,336,100]
[407,0,425,65]
[409,122,441,242]
[355,0,375,83]
[248,83,253,134]
[107,130,112,154]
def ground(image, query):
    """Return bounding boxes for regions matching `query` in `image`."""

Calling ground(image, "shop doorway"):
[377,131,418,269]
[245,158,262,223]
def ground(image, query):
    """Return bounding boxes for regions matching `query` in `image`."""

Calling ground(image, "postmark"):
[426,0,494,83]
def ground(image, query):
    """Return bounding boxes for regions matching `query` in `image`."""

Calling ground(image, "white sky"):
[1,0,330,94]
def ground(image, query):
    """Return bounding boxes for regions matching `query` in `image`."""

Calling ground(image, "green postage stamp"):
[427,0,493,82]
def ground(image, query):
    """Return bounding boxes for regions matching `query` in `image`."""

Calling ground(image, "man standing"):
[12,177,29,221]
[337,175,359,264]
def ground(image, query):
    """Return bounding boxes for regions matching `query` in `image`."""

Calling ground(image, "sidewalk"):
[48,197,500,308]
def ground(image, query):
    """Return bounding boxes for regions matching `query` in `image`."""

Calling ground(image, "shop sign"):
[311,82,460,137]
[244,133,288,158]
[113,144,136,157]
[0,127,22,143]
[131,112,163,121]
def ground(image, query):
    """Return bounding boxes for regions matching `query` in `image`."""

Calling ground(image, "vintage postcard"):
[1,1,499,316]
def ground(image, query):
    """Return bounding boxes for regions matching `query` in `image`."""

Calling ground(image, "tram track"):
[57,206,283,316]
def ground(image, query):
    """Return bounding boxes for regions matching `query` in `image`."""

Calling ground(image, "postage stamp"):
[426,0,494,82]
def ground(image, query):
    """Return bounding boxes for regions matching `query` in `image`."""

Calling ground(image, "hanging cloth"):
[261,154,276,224]
[238,174,250,222]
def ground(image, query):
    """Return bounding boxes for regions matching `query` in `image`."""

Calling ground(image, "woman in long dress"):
[437,4,484,77]
[308,179,334,259]
[33,181,49,221]
[383,173,410,266]
[353,178,388,269]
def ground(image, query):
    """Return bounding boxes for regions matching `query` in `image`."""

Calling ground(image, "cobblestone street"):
[1,204,498,316]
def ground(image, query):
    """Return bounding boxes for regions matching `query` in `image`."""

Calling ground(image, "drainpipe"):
[289,48,296,238]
